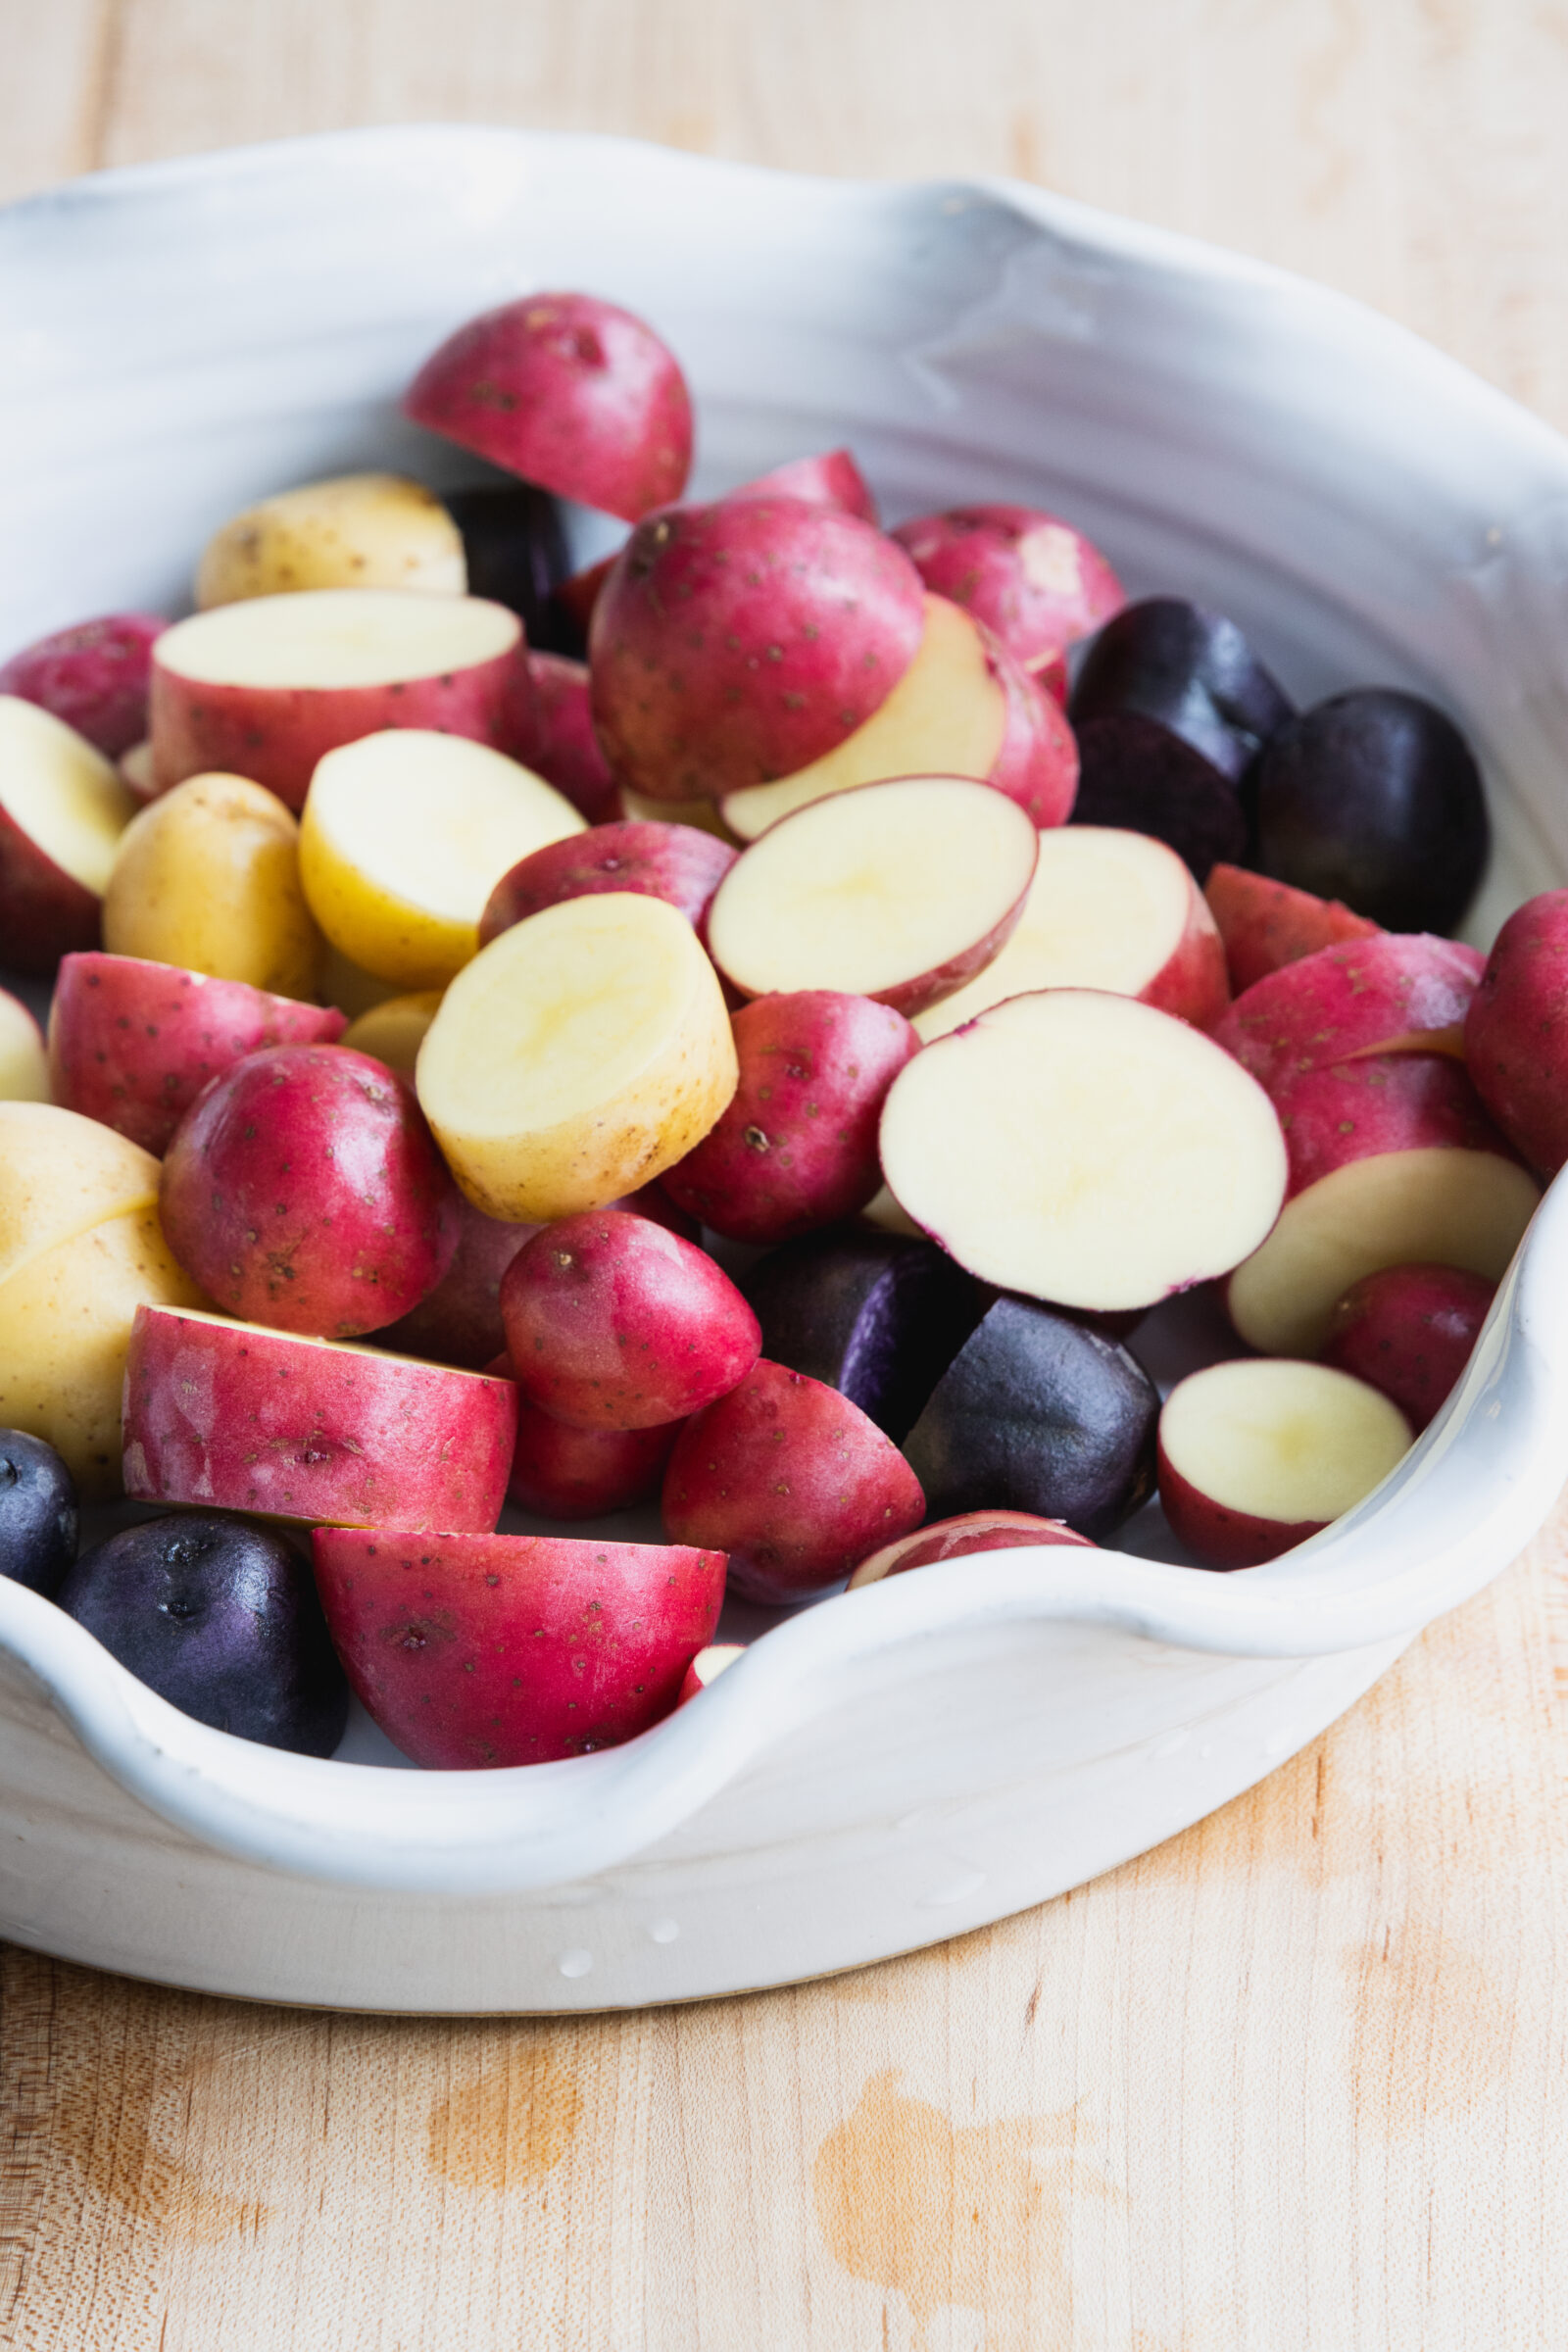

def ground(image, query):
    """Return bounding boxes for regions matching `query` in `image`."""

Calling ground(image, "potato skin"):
[103,772,323,1000]
[0,612,167,759]
[478,820,737,947]
[159,1045,460,1337]
[893,505,1124,677]
[1267,1053,1514,1201]
[502,653,619,825]
[662,991,919,1244]
[484,1363,682,1519]
[1212,933,1482,1093]
[1463,887,1568,1177]
[982,624,1080,828]
[729,449,878,523]
[379,1195,535,1369]
[1322,1262,1494,1431]
[1203,862,1379,995]
[195,471,466,608]
[849,1508,1094,1588]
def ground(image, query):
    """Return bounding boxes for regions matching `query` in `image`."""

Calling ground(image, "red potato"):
[0,990,48,1102]
[311,1527,724,1766]
[588,498,926,802]
[706,776,1040,1019]
[502,652,619,824]
[500,1208,760,1430]
[553,554,615,641]
[662,1357,925,1604]
[149,590,522,810]
[981,622,1080,828]
[1157,1357,1412,1570]
[1212,933,1482,1093]
[122,1302,516,1530]
[1225,1053,1540,1355]
[914,825,1229,1046]
[477,820,737,948]
[404,292,693,523]
[848,1509,1095,1588]
[1321,1262,1495,1432]
[47,953,347,1155]
[481,1361,683,1519]
[378,1196,537,1368]
[1463,887,1568,1177]
[1204,863,1380,995]
[159,1044,460,1338]
[727,448,879,524]
[0,612,167,759]
[676,1642,745,1705]
[892,505,1124,680]
[0,697,137,973]
[662,991,919,1243]
[879,990,1288,1314]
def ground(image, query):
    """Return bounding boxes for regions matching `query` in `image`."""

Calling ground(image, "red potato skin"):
[892,506,1124,676]
[849,1508,1095,1587]
[981,623,1079,829]
[148,627,521,812]
[378,1196,538,1369]
[1267,1053,1516,1200]
[1203,863,1381,996]
[0,800,105,974]
[159,1045,460,1337]
[403,292,693,523]
[1463,888,1568,1178]
[48,952,347,1156]
[1321,1262,1495,1432]
[122,1302,516,1530]
[481,1357,683,1518]
[1136,866,1231,1030]
[500,1208,760,1431]
[662,1357,926,1604]
[554,555,615,639]
[662,991,920,1243]
[477,820,737,947]
[502,652,619,824]
[1213,934,1482,1092]
[1155,1444,1325,1570]
[311,1527,724,1765]
[0,612,167,759]
[588,498,926,803]
[726,449,879,525]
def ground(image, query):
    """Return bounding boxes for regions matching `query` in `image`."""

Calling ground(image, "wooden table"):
[4,4,1568,2343]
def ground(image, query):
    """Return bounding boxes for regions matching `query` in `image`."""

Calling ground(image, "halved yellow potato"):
[0,1101,161,1289]
[195,471,466,608]
[104,771,323,1000]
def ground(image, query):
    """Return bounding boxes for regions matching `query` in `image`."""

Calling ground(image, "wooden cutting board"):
[4,3,1568,2344]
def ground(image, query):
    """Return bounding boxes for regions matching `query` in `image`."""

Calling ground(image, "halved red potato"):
[676,1642,745,1705]
[915,825,1229,1044]
[122,1301,516,1530]
[298,729,584,988]
[416,891,737,1221]
[848,1508,1095,1588]
[1464,887,1568,1178]
[892,505,1124,680]
[728,448,878,523]
[1157,1357,1412,1569]
[149,589,522,810]
[1211,933,1482,1091]
[1203,862,1380,994]
[478,819,736,947]
[0,612,167,759]
[879,990,1287,1314]
[0,990,48,1102]
[502,651,619,825]
[0,697,137,972]
[706,775,1039,1019]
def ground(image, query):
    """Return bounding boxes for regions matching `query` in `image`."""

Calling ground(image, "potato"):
[103,771,323,1000]
[1463,887,1568,1177]
[0,990,48,1103]
[0,1099,164,1281]
[849,1508,1096,1588]
[1322,1262,1495,1432]
[727,448,878,523]
[0,696,137,974]
[492,1374,684,1521]
[1212,933,1482,1093]
[194,471,466,608]
[478,819,737,947]
[1203,862,1379,994]
[0,612,167,759]
[378,1198,534,1369]
[502,651,619,824]
[892,504,1124,679]
[338,990,443,1076]
[416,892,738,1222]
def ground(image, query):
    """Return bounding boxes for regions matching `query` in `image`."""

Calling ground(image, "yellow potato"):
[340,990,444,1076]
[0,990,48,1103]
[0,1205,206,1496]
[103,771,323,999]
[0,1102,160,1287]
[416,892,738,1221]
[299,730,584,989]
[195,471,466,608]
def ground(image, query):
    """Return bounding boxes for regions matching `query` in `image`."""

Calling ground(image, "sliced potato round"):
[195,471,466,608]
[0,695,135,895]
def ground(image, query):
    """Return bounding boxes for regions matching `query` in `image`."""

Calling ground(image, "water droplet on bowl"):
[558,1947,594,1980]
[648,1918,680,1945]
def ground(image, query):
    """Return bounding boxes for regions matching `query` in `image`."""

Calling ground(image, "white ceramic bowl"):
[2,125,1566,2013]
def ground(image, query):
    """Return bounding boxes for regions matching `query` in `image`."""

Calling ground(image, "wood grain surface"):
[3,3,1568,2344]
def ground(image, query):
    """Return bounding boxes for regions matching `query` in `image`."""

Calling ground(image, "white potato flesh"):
[1227,1149,1540,1356]
[1160,1358,1411,1524]
[719,594,1004,840]
[0,696,135,893]
[706,775,1038,1008]
[915,825,1195,1042]
[416,891,738,1221]
[153,589,517,689]
[879,989,1288,1311]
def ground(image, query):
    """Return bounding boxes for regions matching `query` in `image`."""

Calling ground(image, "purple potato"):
[902,1296,1158,1538]
[441,480,582,656]
[741,1228,986,1444]
[1253,688,1489,932]
[58,1515,348,1754]
[1069,598,1294,880]
[0,1430,77,1598]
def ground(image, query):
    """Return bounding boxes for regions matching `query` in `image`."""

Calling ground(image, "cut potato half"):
[155,589,515,689]
[879,989,1288,1312]
[340,989,444,1075]
[1158,1356,1412,1568]
[299,731,584,987]
[0,694,135,894]
[719,594,1004,840]
[1226,1147,1539,1356]
[707,775,1038,1018]
[416,892,738,1221]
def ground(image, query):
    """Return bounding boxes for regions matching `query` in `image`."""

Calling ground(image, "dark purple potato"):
[741,1228,986,1444]
[1253,688,1490,933]
[902,1296,1158,1539]
[0,1430,77,1598]
[58,1515,349,1755]
[441,481,583,656]
[1069,598,1294,881]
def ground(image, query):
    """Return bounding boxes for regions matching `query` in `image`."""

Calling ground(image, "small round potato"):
[195,471,466,609]
[103,771,323,1000]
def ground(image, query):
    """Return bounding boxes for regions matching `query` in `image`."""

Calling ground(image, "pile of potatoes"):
[0,282,1556,1769]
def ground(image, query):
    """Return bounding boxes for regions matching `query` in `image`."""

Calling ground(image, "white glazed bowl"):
[2,126,1567,2013]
